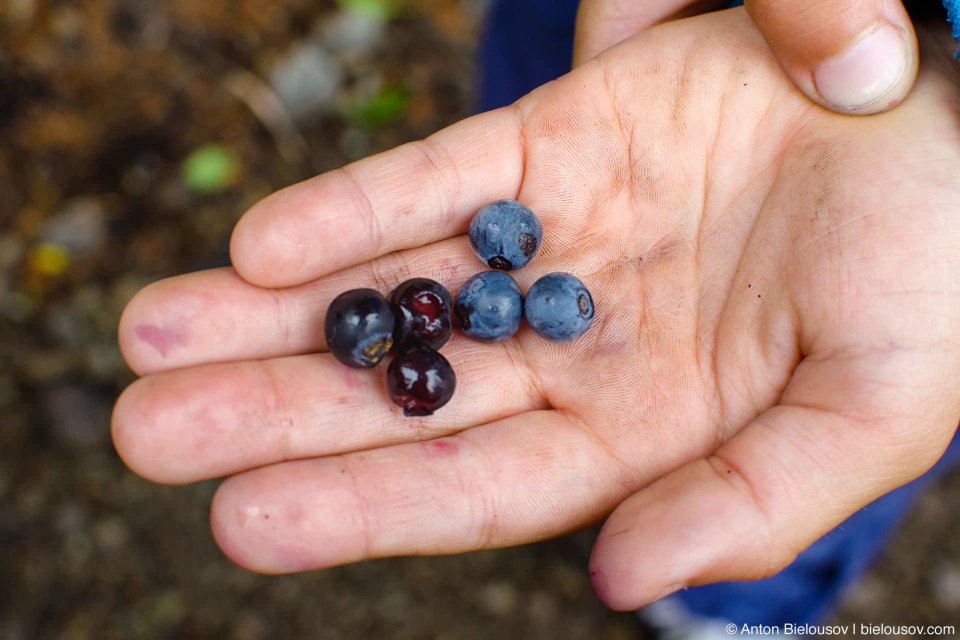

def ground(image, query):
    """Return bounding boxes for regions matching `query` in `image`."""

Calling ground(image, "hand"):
[112,9,960,609]
[574,0,920,115]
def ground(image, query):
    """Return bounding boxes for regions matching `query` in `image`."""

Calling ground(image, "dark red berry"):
[389,278,452,351]
[386,348,456,417]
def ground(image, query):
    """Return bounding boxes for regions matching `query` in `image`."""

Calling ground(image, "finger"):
[573,0,726,66]
[112,337,545,484]
[589,346,960,610]
[745,0,918,115]
[209,411,631,574]
[119,237,478,376]
[230,107,524,289]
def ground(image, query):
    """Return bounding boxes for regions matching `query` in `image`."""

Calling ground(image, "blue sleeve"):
[945,0,960,56]
[480,1,960,112]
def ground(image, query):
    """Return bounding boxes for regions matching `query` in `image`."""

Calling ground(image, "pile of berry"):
[324,199,595,417]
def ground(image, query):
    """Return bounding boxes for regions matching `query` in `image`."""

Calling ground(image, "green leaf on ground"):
[345,87,411,130]
[335,0,395,21]
[181,144,241,194]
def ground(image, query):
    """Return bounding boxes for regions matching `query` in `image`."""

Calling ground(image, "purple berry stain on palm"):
[468,199,543,271]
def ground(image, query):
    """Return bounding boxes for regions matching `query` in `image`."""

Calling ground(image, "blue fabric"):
[477,0,746,112]
[479,1,960,109]
[672,432,960,626]
[477,0,580,112]
[479,0,960,625]
[945,0,960,56]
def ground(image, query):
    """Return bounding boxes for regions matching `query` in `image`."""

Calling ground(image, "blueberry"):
[468,199,543,271]
[454,271,523,342]
[324,289,395,368]
[390,278,452,351]
[386,347,456,416]
[524,273,595,342]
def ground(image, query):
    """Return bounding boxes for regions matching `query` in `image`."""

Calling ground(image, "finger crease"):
[340,165,385,257]
[417,137,460,229]
[338,456,376,560]
[499,340,547,408]
[259,361,297,462]
[706,452,778,579]
[271,289,293,354]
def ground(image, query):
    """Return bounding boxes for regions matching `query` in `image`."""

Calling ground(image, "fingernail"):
[813,22,907,111]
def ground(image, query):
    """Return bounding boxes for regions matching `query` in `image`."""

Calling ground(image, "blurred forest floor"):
[0,1,958,638]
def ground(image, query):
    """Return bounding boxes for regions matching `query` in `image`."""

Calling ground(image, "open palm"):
[113,9,960,608]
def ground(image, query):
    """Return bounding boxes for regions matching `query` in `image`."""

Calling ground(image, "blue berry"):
[386,347,456,416]
[468,199,542,271]
[524,273,594,342]
[454,271,523,343]
[390,278,452,351]
[324,289,395,368]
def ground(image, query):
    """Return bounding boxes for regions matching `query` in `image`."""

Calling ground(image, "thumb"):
[589,345,959,609]
[745,0,918,115]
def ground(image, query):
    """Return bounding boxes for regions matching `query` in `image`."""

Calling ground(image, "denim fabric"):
[477,0,580,112]
[671,436,960,625]
[946,0,960,55]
